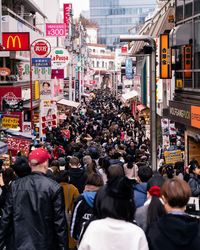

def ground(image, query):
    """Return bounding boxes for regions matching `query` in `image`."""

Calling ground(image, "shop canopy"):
[121,90,138,102]
[57,99,81,109]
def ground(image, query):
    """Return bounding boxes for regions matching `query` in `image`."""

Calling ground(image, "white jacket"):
[78,217,149,250]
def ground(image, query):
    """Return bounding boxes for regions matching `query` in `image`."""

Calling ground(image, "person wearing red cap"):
[0,148,68,250]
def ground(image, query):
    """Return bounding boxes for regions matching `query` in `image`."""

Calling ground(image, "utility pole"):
[120,35,157,171]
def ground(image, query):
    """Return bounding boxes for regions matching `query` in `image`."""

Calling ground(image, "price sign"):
[46,23,66,37]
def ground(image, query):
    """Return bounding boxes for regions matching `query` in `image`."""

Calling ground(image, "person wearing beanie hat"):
[79,176,149,250]
[0,148,68,250]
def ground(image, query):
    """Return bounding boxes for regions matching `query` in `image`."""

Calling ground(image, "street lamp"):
[120,35,157,171]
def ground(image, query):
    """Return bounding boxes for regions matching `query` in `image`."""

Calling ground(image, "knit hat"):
[106,176,133,200]
[58,157,66,166]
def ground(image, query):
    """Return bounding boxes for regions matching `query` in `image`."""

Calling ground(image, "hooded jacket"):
[133,182,147,208]
[70,192,96,241]
[68,167,87,193]
[147,213,200,250]
[188,173,200,197]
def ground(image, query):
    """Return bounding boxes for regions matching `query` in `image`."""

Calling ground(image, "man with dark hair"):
[0,148,68,250]
[133,165,153,208]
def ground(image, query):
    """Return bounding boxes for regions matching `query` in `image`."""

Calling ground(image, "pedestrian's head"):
[85,173,104,189]
[107,164,124,180]
[28,148,51,173]
[161,177,191,212]
[189,160,200,175]
[69,156,80,168]
[58,157,66,171]
[94,176,135,222]
[83,155,93,165]
[2,168,16,185]
[138,165,153,183]
[12,156,31,177]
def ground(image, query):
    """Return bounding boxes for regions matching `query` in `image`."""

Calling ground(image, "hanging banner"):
[7,137,31,156]
[125,58,133,79]
[75,79,80,101]
[40,100,57,136]
[51,69,64,79]
[63,3,72,25]
[159,34,172,79]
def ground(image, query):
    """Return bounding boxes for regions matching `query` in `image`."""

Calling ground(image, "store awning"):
[121,90,138,102]
[57,99,81,109]
[137,104,147,112]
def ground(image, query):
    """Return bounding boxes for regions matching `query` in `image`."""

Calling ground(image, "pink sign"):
[51,69,64,79]
[46,23,66,37]
[63,3,72,25]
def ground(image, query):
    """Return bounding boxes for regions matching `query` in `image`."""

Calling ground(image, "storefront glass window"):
[194,0,200,14]
[176,0,184,22]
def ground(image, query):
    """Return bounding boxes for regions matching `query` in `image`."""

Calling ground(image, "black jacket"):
[0,172,68,250]
[68,167,87,193]
[188,173,200,196]
[70,192,96,240]
[147,214,200,250]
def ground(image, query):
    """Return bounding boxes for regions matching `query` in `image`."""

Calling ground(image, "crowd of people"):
[0,89,200,250]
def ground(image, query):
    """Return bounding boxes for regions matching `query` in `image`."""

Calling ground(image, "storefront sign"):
[63,3,72,25]
[32,58,51,67]
[75,79,80,101]
[46,23,66,37]
[2,32,30,51]
[169,101,191,126]
[183,45,192,78]
[159,34,172,79]
[164,150,183,164]
[0,67,11,76]
[2,116,19,129]
[7,137,31,156]
[51,69,64,79]
[0,86,22,112]
[33,39,51,57]
[125,58,133,79]
[50,48,69,68]
[191,106,200,129]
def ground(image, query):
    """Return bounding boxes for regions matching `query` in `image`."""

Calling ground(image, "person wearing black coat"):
[0,148,68,250]
[147,177,200,250]
[188,161,200,196]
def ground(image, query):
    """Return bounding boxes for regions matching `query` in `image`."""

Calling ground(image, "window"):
[97,61,99,68]
[194,20,200,88]
[176,0,184,22]
[194,0,200,15]
[102,61,105,68]
[185,0,193,19]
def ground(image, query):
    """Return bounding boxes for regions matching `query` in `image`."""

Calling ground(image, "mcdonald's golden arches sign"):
[2,32,30,51]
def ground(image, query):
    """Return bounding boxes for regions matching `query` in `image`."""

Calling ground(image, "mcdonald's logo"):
[2,32,30,51]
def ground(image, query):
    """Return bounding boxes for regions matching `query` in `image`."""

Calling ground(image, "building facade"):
[168,0,200,163]
[89,0,156,48]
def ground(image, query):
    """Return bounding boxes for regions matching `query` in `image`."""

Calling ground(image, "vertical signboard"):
[159,34,172,79]
[183,45,192,78]
[125,58,133,79]
[75,79,80,101]
[63,3,72,25]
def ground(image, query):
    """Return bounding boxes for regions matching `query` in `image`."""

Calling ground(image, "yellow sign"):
[164,150,182,164]
[159,34,172,79]
[34,80,40,100]
[2,117,19,129]
[176,79,183,88]
[7,35,21,49]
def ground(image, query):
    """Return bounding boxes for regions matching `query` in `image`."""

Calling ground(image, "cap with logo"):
[29,148,51,165]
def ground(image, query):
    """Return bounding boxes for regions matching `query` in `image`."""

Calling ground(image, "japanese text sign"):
[46,23,66,37]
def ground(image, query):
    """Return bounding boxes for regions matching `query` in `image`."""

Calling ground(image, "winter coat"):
[147,214,200,250]
[188,173,200,197]
[133,182,147,208]
[70,192,96,241]
[0,172,68,250]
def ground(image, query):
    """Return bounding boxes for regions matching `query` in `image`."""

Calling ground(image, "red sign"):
[90,80,97,85]
[51,69,64,79]
[0,86,22,110]
[7,137,32,156]
[63,3,72,25]
[46,23,66,37]
[121,46,128,53]
[2,32,30,51]
[33,39,52,57]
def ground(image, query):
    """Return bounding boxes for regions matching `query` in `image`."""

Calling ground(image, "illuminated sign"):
[183,45,192,78]
[191,106,200,129]
[2,32,30,51]
[159,34,172,79]
[33,39,51,57]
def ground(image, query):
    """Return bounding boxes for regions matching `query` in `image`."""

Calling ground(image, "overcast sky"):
[60,0,89,17]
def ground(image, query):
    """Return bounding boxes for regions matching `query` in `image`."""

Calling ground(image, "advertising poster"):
[40,80,52,100]
[40,100,57,136]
